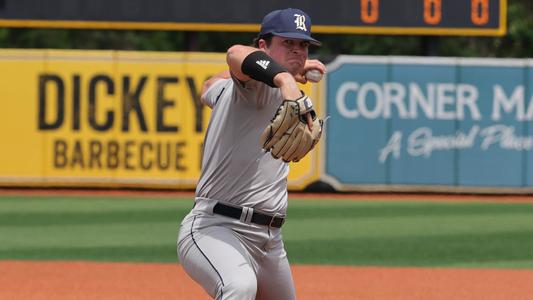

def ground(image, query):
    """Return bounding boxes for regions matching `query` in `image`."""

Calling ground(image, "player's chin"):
[286,63,305,77]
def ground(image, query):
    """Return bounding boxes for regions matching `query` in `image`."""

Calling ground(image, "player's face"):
[263,36,309,75]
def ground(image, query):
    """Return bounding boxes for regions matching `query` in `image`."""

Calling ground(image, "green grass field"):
[2,194,533,269]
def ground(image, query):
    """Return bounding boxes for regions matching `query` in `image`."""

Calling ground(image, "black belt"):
[213,203,285,228]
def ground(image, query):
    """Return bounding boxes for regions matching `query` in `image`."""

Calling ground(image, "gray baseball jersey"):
[196,77,289,215]
[177,77,296,300]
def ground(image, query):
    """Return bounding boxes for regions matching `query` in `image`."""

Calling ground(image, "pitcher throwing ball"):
[177,8,326,300]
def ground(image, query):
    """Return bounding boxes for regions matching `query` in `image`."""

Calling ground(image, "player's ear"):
[258,39,268,50]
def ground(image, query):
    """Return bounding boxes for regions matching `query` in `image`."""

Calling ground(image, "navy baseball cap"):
[259,8,321,46]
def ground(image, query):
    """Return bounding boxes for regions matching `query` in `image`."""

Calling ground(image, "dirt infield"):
[2,261,533,300]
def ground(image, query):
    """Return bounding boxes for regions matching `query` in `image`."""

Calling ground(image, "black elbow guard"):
[241,51,288,87]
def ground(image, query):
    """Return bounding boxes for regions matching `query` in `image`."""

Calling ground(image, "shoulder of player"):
[200,70,231,105]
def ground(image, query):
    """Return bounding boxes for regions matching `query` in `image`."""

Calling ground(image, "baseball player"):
[177,8,325,300]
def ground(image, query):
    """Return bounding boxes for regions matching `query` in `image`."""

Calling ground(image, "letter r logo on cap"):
[294,14,307,31]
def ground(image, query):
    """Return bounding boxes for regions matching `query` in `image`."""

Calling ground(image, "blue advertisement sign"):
[324,56,533,190]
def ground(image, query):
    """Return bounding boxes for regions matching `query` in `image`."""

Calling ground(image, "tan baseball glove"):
[260,94,323,162]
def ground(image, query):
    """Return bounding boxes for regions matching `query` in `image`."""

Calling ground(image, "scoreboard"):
[0,0,506,36]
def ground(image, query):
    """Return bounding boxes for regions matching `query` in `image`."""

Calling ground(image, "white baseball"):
[305,69,323,82]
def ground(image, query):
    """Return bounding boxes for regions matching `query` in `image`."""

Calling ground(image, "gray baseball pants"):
[177,199,296,300]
